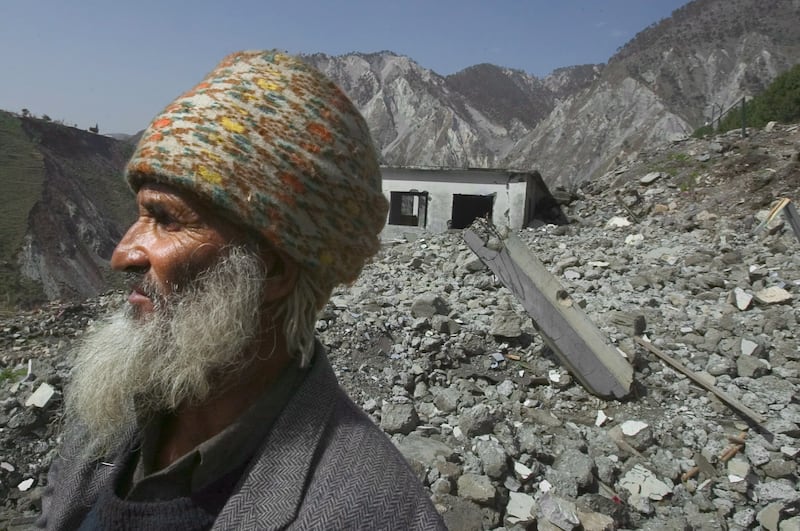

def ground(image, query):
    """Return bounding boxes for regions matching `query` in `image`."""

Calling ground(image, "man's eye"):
[154,213,180,231]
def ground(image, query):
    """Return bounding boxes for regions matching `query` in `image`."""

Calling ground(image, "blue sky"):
[0,0,688,134]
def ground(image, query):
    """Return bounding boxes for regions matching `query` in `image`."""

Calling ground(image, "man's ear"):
[262,249,299,303]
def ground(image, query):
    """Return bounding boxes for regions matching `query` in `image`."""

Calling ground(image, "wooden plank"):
[464,226,633,399]
[634,337,766,426]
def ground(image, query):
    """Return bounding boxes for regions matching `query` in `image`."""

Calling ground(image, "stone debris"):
[620,420,648,436]
[538,492,580,530]
[755,286,792,305]
[639,172,662,185]
[605,216,631,228]
[2,123,800,530]
[619,465,672,501]
[504,491,535,526]
[16,479,34,492]
[731,287,754,310]
[24,382,56,408]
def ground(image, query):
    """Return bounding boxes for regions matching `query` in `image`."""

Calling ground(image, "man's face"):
[111,183,248,315]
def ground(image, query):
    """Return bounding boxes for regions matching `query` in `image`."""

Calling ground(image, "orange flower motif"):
[153,118,172,129]
[279,171,305,193]
[306,122,333,143]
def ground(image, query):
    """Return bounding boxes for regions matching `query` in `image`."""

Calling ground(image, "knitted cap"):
[126,50,388,287]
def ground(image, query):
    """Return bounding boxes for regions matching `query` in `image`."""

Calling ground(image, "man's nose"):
[110,224,149,273]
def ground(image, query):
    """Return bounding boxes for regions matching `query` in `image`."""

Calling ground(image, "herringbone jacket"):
[37,351,447,530]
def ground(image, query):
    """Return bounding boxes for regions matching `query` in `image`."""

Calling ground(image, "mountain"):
[304,0,800,186]
[0,111,134,308]
[302,52,598,169]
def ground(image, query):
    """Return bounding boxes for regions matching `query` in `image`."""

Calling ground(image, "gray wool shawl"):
[37,350,446,530]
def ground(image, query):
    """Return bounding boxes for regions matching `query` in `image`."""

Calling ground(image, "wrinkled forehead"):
[136,182,259,247]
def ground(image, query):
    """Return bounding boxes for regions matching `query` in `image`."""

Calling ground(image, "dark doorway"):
[388,191,428,227]
[451,194,493,229]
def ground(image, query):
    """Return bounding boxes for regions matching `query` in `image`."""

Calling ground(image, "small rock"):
[732,508,756,528]
[459,404,498,437]
[395,434,455,468]
[433,387,461,413]
[758,502,783,531]
[780,516,800,531]
[640,172,662,185]
[755,286,792,305]
[457,474,496,505]
[577,509,616,531]
[25,382,56,408]
[380,402,419,435]
[731,287,753,310]
[741,337,763,357]
[621,420,648,436]
[763,458,796,479]
[606,216,631,228]
[756,480,800,504]
[737,354,770,378]
[410,293,450,318]
[475,438,508,479]
[490,309,524,338]
[727,458,750,480]
[505,491,536,526]
[514,461,534,481]
[538,492,580,530]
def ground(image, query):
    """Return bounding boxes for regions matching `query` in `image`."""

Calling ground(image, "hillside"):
[0,112,134,309]
[2,121,798,529]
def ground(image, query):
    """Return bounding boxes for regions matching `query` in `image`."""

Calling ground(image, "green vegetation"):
[0,365,27,384]
[0,112,46,308]
[694,64,800,136]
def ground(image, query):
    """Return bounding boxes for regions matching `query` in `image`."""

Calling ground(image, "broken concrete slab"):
[619,464,672,501]
[465,225,633,399]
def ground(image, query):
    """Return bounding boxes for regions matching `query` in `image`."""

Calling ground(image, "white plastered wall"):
[380,168,529,238]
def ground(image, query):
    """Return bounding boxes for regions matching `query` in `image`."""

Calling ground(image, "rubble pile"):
[1,124,799,530]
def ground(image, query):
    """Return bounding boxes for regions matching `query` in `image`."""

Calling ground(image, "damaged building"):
[380,167,567,238]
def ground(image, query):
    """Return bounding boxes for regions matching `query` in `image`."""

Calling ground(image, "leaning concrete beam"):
[464,226,633,399]
[784,201,800,243]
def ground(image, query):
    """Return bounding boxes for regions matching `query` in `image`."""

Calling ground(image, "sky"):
[0,0,689,134]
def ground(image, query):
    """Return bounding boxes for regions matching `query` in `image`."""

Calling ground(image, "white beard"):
[64,246,268,459]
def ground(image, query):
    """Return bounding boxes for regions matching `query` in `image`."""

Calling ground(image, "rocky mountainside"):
[304,0,800,187]
[0,111,134,309]
[302,52,598,169]
[2,122,798,529]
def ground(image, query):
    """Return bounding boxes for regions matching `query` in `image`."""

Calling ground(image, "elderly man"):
[38,50,445,530]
